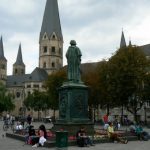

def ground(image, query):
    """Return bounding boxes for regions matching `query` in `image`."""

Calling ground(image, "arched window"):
[43,62,46,68]
[52,62,55,68]
[15,69,18,74]
[51,46,55,53]
[43,46,47,53]
[52,35,55,39]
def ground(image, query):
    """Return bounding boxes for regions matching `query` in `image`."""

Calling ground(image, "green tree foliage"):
[82,64,100,120]
[107,45,149,121]
[96,60,115,113]
[24,90,50,119]
[45,69,67,116]
[0,83,15,113]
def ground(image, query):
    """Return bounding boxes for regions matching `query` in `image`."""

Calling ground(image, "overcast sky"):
[1,0,150,75]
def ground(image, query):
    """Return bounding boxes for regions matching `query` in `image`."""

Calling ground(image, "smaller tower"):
[129,38,132,46]
[0,36,7,85]
[120,30,126,48]
[13,43,25,75]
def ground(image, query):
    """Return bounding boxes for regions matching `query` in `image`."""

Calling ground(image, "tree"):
[107,45,149,122]
[24,90,50,120]
[0,83,15,113]
[45,69,67,117]
[81,63,100,121]
[96,60,115,113]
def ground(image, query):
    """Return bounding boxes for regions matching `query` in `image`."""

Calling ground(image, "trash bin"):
[56,130,68,149]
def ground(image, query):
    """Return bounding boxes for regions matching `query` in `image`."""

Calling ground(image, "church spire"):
[0,36,7,85]
[39,0,63,75]
[13,43,25,75]
[129,38,132,46]
[40,0,63,41]
[120,30,126,48]
[14,43,25,66]
[0,36,7,61]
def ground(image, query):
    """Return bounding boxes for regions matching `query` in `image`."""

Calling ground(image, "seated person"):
[107,122,128,144]
[25,125,36,144]
[141,131,150,141]
[15,121,23,130]
[129,123,136,134]
[32,124,47,147]
[76,126,94,147]
[135,124,149,141]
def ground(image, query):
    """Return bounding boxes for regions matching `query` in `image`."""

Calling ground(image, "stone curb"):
[6,132,138,148]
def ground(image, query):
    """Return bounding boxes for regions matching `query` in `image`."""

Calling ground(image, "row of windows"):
[43,62,56,68]
[26,84,40,88]
[42,46,62,55]
[0,75,6,79]
[14,69,25,74]
[146,101,150,108]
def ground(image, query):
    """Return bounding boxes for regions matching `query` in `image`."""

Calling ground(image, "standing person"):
[108,112,113,123]
[32,124,47,147]
[103,113,109,129]
[27,114,32,125]
[107,122,128,144]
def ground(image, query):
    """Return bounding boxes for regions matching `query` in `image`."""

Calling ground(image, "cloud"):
[1,0,150,75]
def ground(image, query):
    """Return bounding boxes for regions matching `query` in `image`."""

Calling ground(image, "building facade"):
[0,0,63,117]
[0,0,150,122]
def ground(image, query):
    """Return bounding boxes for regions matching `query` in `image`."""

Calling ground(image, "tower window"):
[16,92,20,98]
[52,35,55,39]
[21,69,24,74]
[15,69,18,74]
[44,35,47,39]
[51,47,55,53]
[52,62,55,68]
[43,46,47,53]
[43,62,46,68]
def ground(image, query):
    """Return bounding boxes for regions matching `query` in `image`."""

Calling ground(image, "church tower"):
[13,44,25,75]
[39,0,63,74]
[0,36,7,85]
[120,31,126,48]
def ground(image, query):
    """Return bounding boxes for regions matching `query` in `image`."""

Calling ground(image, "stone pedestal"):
[52,82,94,135]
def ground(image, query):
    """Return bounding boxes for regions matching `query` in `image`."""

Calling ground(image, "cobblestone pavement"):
[0,121,150,150]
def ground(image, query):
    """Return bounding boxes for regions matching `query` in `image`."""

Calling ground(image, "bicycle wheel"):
[3,124,8,131]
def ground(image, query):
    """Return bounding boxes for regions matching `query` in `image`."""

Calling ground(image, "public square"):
[0,120,150,150]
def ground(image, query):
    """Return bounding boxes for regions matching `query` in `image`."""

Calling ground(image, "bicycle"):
[3,120,15,131]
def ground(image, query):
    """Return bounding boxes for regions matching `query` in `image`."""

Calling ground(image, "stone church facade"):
[0,0,150,122]
[0,0,63,118]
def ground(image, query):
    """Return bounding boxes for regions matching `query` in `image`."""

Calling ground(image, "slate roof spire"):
[129,38,132,46]
[14,43,25,66]
[40,0,63,41]
[0,36,7,61]
[120,30,126,48]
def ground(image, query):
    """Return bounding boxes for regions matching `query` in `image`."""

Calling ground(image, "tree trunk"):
[38,110,40,121]
[106,104,110,114]
[121,104,124,125]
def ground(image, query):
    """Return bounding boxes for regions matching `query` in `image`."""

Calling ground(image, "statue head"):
[70,40,76,46]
